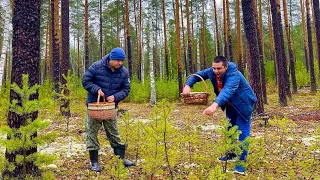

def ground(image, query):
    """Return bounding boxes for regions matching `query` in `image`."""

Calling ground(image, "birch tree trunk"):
[149,20,156,105]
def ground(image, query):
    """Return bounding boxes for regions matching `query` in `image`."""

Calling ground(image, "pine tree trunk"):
[306,0,317,92]
[48,0,53,79]
[60,0,70,117]
[4,0,40,178]
[181,0,188,76]
[134,0,140,81]
[267,0,275,62]
[116,0,120,47]
[186,0,193,74]
[300,0,310,72]
[125,0,132,79]
[236,0,243,73]
[162,0,169,80]
[226,0,233,62]
[283,0,297,93]
[253,0,267,104]
[0,5,4,64]
[175,0,183,95]
[52,0,60,94]
[313,0,320,81]
[241,0,264,113]
[84,0,89,71]
[270,0,288,106]
[223,0,229,59]
[213,0,221,56]
[191,2,196,73]
[153,9,158,77]
[99,0,102,59]
[202,0,207,69]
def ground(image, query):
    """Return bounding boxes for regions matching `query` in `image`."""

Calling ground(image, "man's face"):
[109,60,124,69]
[212,62,228,78]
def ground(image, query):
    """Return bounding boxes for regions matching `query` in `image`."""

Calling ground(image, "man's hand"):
[203,102,219,116]
[107,95,115,102]
[182,85,191,95]
[98,89,105,97]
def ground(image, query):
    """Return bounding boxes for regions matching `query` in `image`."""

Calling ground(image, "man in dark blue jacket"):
[82,47,134,172]
[182,56,256,175]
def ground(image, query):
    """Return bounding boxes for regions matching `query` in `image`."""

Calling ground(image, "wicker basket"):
[88,95,116,120]
[181,74,210,105]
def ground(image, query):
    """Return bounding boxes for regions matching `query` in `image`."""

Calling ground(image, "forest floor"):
[3,88,319,179]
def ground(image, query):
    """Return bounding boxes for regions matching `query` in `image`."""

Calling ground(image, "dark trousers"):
[226,105,252,161]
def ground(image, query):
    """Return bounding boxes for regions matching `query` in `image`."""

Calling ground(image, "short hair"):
[213,56,228,66]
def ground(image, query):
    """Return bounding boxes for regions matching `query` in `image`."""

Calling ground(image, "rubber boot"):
[113,145,135,167]
[89,150,101,172]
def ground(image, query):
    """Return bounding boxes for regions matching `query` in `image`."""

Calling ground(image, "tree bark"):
[186,0,193,74]
[241,0,264,113]
[175,0,183,95]
[84,0,89,71]
[283,0,297,93]
[213,0,221,56]
[270,0,288,106]
[52,0,60,94]
[163,0,169,79]
[202,0,207,69]
[226,0,233,62]
[236,0,243,73]
[61,0,70,117]
[306,0,317,92]
[181,0,188,76]
[300,0,310,72]
[253,0,267,104]
[313,0,320,81]
[125,0,132,79]
[99,0,103,59]
[4,0,40,178]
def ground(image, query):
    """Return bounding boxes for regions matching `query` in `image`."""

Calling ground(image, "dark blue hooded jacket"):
[185,62,256,120]
[82,54,130,107]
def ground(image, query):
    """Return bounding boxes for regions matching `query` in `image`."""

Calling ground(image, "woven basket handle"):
[96,94,106,104]
[184,74,208,93]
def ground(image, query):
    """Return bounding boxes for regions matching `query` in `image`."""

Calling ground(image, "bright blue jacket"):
[185,62,257,120]
[82,54,130,107]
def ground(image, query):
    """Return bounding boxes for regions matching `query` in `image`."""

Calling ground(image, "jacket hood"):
[226,62,237,74]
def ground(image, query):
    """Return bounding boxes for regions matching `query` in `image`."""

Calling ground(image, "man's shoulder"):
[120,66,129,75]
[91,60,103,69]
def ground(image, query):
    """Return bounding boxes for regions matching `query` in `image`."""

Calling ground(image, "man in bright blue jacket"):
[82,47,134,172]
[182,56,256,175]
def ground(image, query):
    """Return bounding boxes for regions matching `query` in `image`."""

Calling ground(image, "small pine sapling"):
[0,75,57,178]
